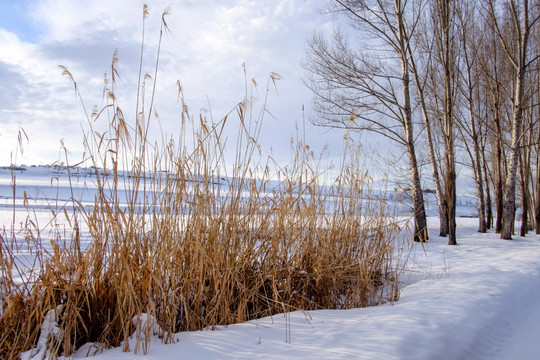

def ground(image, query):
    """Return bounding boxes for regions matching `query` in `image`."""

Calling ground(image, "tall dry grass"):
[0,5,405,359]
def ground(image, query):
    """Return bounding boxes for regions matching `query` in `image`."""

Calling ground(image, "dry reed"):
[0,5,405,359]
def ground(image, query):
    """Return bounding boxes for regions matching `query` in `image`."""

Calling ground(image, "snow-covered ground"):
[2,166,539,359]
[55,218,538,360]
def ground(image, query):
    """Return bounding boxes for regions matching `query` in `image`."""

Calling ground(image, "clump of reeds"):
[0,5,405,359]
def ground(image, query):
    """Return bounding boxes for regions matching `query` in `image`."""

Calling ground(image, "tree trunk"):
[536,141,540,233]
[428,122,448,238]
[521,125,534,234]
[500,0,530,240]
[483,151,493,229]
[491,72,505,233]
[473,152,487,233]
[397,0,428,243]
[407,142,429,242]
[444,137,457,245]
[520,150,529,236]
[495,118,504,234]
[501,83,525,239]
[438,0,457,245]
[410,58,448,237]
[536,76,540,234]
[463,38,487,233]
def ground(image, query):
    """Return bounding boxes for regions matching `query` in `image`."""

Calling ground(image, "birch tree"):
[431,0,459,245]
[487,0,540,240]
[303,0,429,242]
[455,0,489,233]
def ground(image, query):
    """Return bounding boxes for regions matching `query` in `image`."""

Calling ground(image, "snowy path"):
[63,219,540,360]
[489,264,540,360]
[492,290,540,360]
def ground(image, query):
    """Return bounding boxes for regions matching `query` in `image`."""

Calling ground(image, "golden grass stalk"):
[0,5,406,359]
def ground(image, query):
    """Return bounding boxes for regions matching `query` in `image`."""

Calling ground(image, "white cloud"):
[29,0,144,43]
[0,0,347,167]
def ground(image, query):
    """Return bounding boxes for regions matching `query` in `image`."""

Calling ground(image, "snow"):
[21,305,64,360]
[2,166,540,359]
[60,219,538,360]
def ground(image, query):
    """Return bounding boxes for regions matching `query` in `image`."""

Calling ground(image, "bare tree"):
[455,0,488,233]
[303,0,429,242]
[477,6,512,234]
[409,11,448,238]
[487,0,540,240]
[532,25,540,234]
[430,0,459,245]
[536,74,540,233]
[519,123,534,236]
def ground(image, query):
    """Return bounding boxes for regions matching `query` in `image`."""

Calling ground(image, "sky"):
[0,0,361,171]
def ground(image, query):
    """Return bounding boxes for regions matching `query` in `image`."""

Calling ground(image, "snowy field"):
[54,218,538,360]
[2,166,539,359]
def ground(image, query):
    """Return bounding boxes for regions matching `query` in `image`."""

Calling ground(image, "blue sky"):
[0,1,40,42]
[0,0,376,176]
